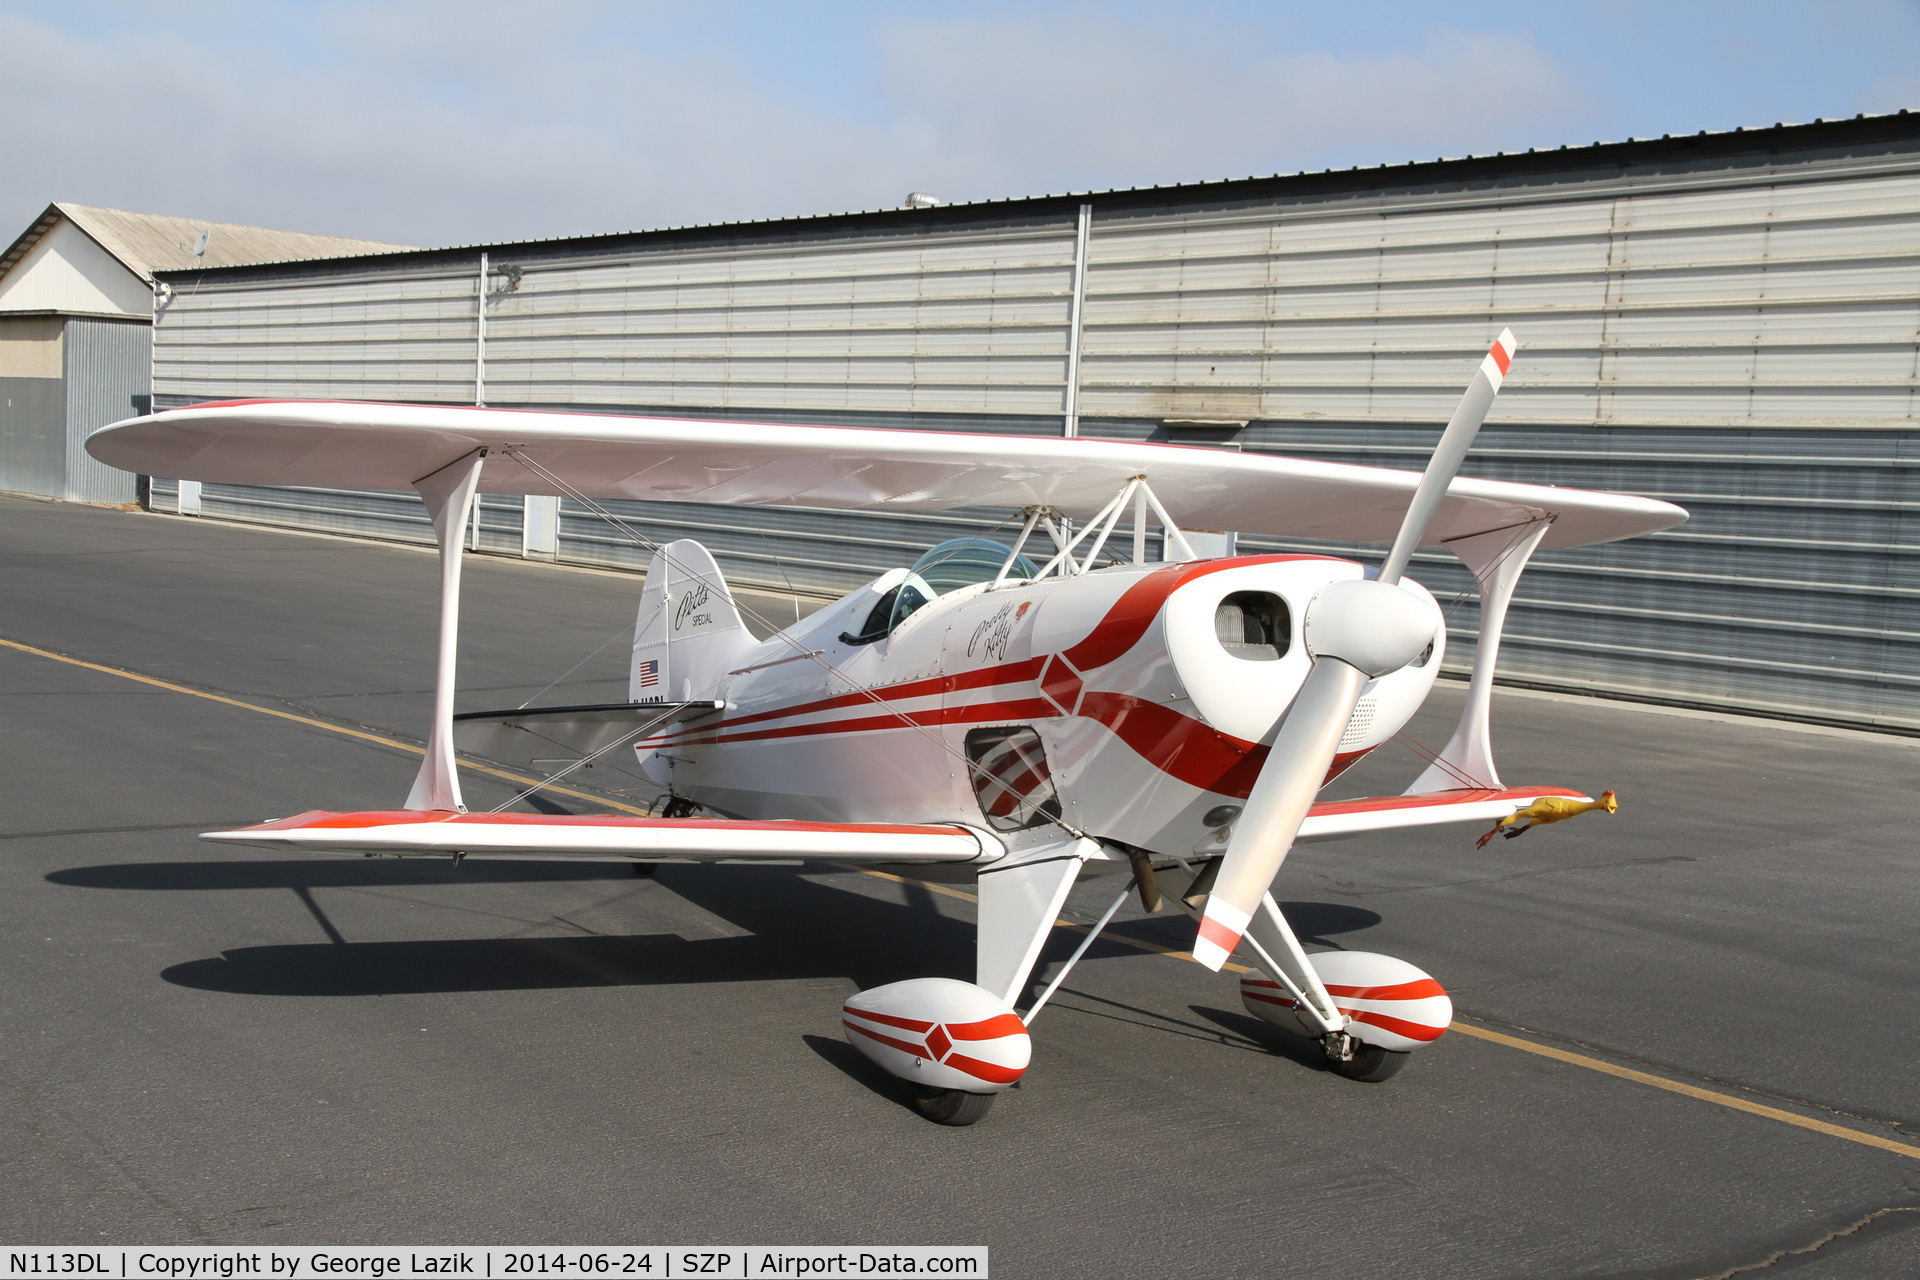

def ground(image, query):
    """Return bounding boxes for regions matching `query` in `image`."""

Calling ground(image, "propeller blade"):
[1191,329,1518,972]
[1378,327,1516,585]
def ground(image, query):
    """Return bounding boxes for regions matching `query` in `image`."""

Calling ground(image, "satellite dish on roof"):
[191,229,210,260]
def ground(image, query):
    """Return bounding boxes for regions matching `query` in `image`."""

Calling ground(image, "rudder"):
[630,539,756,702]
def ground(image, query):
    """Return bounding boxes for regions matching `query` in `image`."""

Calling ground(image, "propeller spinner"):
[1191,329,1518,970]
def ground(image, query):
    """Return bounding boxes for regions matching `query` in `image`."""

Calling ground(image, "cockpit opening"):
[840,537,1039,645]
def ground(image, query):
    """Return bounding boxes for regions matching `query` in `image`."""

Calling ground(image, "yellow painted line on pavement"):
[0,635,649,816]
[15,633,1915,1159]
[1447,1021,1920,1159]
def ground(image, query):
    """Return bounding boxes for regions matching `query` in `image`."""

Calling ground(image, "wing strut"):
[404,449,486,812]
[1406,518,1552,794]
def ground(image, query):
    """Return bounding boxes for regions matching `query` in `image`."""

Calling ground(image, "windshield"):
[844,538,1039,644]
[909,538,1038,594]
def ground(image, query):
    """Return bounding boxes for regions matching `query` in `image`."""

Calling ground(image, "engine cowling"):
[1241,951,1453,1052]
[842,977,1031,1093]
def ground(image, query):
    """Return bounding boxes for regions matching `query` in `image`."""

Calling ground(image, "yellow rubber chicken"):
[1477,790,1617,848]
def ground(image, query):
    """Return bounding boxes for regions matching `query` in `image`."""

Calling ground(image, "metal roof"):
[0,202,414,286]
[148,110,1920,282]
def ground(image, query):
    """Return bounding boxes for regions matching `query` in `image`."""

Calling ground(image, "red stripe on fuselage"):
[646,553,1363,793]
[1061,556,1333,672]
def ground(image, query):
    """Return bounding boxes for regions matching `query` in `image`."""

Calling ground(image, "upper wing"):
[87,400,1685,551]
[201,810,991,864]
[1186,786,1593,854]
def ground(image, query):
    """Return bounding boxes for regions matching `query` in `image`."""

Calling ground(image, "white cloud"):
[0,5,1590,249]
[872,16,1593,198]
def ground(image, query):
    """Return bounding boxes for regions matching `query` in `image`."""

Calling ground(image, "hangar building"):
[0,203,407,503]
[108,116,1920,734]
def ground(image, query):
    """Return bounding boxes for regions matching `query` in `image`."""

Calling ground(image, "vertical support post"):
[475,251,488,408]
[405,450,487,812]
[1133,485,1148,564]
[1062,203,1092,439]
[1406,519,1553,794]
[1139,483,1198,562]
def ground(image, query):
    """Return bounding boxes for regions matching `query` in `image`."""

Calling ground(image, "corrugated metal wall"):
[62,317,146,503]
[1,316,146,502]
[145,126,1920,732]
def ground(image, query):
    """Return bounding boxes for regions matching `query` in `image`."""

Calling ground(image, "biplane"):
[87,331,1686,1125]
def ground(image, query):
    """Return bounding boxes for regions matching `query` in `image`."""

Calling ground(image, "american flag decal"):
[964,727,1060,832]
[636,658,660,688]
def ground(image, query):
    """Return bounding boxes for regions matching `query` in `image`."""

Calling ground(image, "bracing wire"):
[516,619,635,710]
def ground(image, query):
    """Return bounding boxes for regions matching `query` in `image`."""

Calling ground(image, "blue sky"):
[5,1,1919,248]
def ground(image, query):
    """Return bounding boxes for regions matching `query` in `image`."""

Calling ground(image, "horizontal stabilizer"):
[452,700,722,772]
[201,810,990,863]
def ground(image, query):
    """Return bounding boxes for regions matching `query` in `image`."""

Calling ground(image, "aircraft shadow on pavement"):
[1189,1006,1336,1072]
[55,852,1377,1006]
[164,932,842,997]
[801,1033,928,1117]
[146,864,975,998]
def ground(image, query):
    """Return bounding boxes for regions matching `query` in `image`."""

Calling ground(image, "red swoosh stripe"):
[646,554,1325,748]
[841,1007,937,1034]
[946,1014,1027,1041]
[1342,1008,1448,1043]
[842,1020,934,1059]
[1323,979,1448,1002]
[942,1052,1024,1085]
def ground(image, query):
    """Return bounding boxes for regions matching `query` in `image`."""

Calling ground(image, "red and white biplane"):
[89,331,1686,1125]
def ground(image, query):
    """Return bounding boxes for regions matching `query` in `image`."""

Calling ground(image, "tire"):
[1330,1044,1411,1082]
[912,1088,996,1126]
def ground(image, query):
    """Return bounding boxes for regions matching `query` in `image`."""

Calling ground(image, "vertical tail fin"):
[630,539,756,703]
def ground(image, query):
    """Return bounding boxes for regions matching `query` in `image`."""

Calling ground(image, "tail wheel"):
[912,1088,995,1126]
[1330,1044,1411,1083]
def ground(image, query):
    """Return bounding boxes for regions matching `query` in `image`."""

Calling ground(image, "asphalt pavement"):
[2,494,1916,1278]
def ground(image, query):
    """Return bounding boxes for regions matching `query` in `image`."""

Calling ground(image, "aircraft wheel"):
[1330,1044,1411,1083]
[911,1087,995,1126]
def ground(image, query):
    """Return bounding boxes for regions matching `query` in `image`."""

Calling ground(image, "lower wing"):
[1187,785,1591,856]
[205,787,1580,864]
[202,811,989,864]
